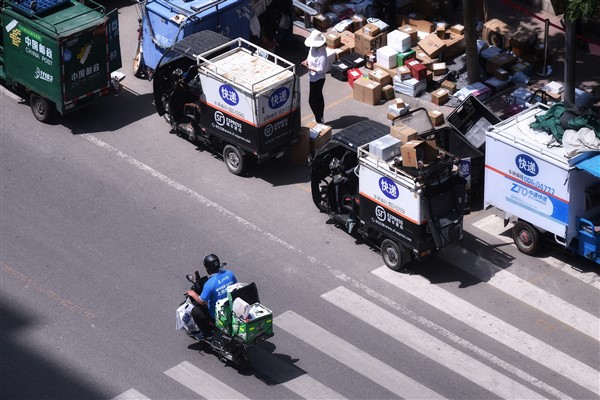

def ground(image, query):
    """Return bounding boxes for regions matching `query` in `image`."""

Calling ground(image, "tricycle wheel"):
[223,145,246,175]
[381,239,407,271]
[30,93,54,123]
[513,221,541,255]
[133,41,145,79]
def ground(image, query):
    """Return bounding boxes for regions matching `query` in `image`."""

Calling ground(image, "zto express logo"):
[264,124,273,137]
[215,111,226,126]
[379,177,399,199]
[515,154,539,177]
[219,84,239,106]
[269,87,290,109]
[375,205,387,222]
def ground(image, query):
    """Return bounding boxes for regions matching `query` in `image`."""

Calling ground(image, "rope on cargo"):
[501,0,600,47]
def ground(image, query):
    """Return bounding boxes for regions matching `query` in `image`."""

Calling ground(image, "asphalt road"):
[1,2,599,399]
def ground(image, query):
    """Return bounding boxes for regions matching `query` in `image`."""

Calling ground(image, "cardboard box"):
[436,25,447,40]
[428,109,445,126]
[398,25,419,46]
[442,33,465,61]
[326,31,342,48]
[482,18,515,49]
[376,46,398,69]
[340,30,356,50]
[397,65,411,80]
[432,62,447,76]
[494,68,509,80]
[431,88,449,105]
[353,77,382,105]
[352,14,366,31]
[382,84,395,100]
[368,68,392,86]
[390,122,418,143]
[400,140,438,168]
[406,59,427,80]
[354,30,387,56]
[312,14,331,31]
[450,24,464,35]
[441,79,457,94]
[485,52,517,75]
[362,23,381,37]
[387,30,411,52]
[334,46,351,60]
[418,33,446,58]
[400,13,435,33]
[347,68,363,88]
[307,122,333,154]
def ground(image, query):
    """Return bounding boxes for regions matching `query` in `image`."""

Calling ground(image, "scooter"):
[179,272,273,368]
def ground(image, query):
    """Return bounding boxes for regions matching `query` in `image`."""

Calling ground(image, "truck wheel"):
[381,239,405,271]
[223,145,246,175]
[133,42,145,79]
[513,221,541,255]
[30,93,54,123]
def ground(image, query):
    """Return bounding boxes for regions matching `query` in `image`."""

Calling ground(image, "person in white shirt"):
[301,30,327,124]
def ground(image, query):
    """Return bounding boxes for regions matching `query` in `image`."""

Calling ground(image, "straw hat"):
[304,30,326,47]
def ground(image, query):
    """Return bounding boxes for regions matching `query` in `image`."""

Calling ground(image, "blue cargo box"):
[140,0,253,72]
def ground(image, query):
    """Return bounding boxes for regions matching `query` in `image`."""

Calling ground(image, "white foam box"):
[387,30,412,52]
[376,46,399,70]
[368,134,401,160]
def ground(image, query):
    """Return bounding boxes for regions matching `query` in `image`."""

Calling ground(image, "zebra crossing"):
[113,217,600,400]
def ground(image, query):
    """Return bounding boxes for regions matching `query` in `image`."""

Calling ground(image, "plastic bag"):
[176,299,199,331]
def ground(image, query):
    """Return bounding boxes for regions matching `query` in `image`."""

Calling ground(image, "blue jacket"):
[200,269,237,317]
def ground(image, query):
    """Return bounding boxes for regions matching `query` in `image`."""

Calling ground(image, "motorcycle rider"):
[186,254,238,340]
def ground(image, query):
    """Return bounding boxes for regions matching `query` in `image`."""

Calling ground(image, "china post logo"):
[269,87,289,109]
[515,154,538,177]
[219,84,239,106]
[379,177,399,199]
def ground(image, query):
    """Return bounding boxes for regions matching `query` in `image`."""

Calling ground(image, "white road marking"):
[472,215,600,289]
[274,310,446,399]
[443,244,600,340]
[111,388,150,400]
[164,361,249,400]
[324,286,555,400]
[373,266,600,397]
[252,347,347,399]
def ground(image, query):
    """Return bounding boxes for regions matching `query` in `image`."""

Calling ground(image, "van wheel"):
[513,221,541,255]
[133,41,145,78]
[223,145,246,175]
[30,93,54,123]
[381,239,406,271]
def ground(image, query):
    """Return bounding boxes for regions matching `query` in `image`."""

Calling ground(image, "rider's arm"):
[186,290,207,306]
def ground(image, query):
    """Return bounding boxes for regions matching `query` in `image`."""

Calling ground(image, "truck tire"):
[30,93,54,123]
[381,239,406,271]
[223,145,246,175]
[513,221,541,255]
[133,42,145,79]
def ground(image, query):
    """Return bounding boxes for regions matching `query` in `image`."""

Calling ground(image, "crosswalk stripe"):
[472,215,600,289]
[252,347,347,399]
[274,310,446,399]
[323,286,551,400]
[443,244,600,340]
[164,361,249,399]
[111,389,150,400]
[373,266,600,397]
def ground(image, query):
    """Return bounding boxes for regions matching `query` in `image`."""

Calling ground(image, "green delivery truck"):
[0,0,121,122]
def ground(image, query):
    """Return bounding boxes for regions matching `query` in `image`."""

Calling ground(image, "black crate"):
[341,52,366,69]
[447,94,501,151]
[419,127,485,211]
[331,60,351,82]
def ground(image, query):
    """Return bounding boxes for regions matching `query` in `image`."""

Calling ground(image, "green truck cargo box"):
[0,0,121,121]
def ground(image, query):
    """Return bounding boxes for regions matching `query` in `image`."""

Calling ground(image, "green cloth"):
[530,102,600,143]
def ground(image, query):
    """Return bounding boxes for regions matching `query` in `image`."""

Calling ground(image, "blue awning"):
[576,154,600,177]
